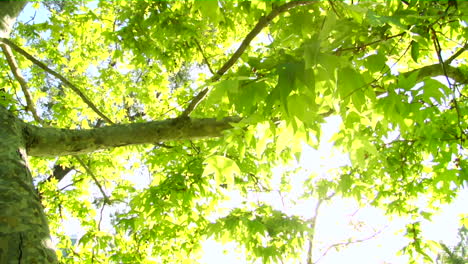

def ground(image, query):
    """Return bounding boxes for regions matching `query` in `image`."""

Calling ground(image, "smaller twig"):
[155,142,174,149]
[75,157,111,204]
[306,200,323,264]
[431,28,452,87]
[320,109,335,118]
[193,38,215,75]
[313,228,384,264]
[0,38,115,125]
[387,40,412,74]
[306,193,336,264]
[59,182,76,191]
[327,0,342,19]
[342,38,411,101]
[431,28,465,145]
[4,74,28,111]
[97,203,105,231]
[24,10,37,25]
[1,43,43,123]
[150,142,174,152]
[335,32,406,54]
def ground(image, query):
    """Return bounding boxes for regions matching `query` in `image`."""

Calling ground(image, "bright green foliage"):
[206,205,309,263]
[2,0,468,263]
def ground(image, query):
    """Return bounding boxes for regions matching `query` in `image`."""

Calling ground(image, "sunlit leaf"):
[203,155,241,187]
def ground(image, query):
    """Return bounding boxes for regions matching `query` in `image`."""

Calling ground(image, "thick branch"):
[25,117,241,157]
[0,37,115,125]
[181,1,317,117]
[445,42,468,65]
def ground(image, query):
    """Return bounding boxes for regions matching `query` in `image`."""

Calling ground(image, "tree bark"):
[0,107,58,264]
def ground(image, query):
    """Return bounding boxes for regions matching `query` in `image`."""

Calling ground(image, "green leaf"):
[195,0,222,23]
[352,90,366,112]
[365,53,387,72]
[277,62,300,114]
[203,156,241,188]
[410,40,420,63]
[398,71,419,91]
[234,81,268,115]
[347,5,366,24]
[223,79,240,102]
[366,10,405,29]
[339,174,353,194]
[297,67,315,97]
[287,94,316,125]
[254,122,272,157]
[304,39,320,69]
[319,12,336,41]
[421,78,447,104]
[338,67,365,103]
[205,83,227,106]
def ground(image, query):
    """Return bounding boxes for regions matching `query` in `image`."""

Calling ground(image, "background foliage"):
[1,0,467,263]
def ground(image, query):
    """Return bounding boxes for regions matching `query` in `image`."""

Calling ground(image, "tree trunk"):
[0,107,58,263]
[0,2,57,262]
[0,0,28,38]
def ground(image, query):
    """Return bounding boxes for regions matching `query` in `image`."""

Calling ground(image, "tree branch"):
[307,193,335,264]
[306,200,323,264]
[327,0,342,19]
[1,43,43,123]
[180,1,317,117]
[402,63,468,84]
[313,228,384,264]
[445,42,468,65]
[0,37,115,125]
[75,157,110,205]
[25,116,241,157]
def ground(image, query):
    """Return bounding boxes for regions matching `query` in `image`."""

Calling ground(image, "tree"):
[0,0,466,263]
[437,225,468,264]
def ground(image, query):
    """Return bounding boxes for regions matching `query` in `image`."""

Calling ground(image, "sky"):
[200,116,468,264]
[14,2,468,264]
